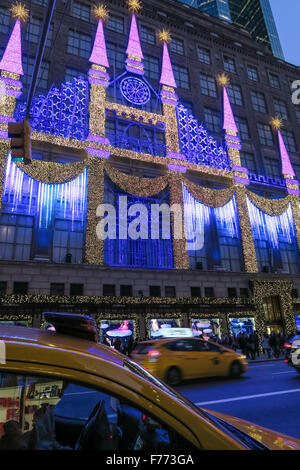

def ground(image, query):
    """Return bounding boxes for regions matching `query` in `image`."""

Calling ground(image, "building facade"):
[0,0,300,341]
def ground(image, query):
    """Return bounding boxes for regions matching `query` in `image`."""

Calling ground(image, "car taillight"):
[148,349,160,357]
[284,359,288,362]
[284,343,291,348]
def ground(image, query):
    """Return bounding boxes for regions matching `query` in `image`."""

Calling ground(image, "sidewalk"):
[247,355,285,363]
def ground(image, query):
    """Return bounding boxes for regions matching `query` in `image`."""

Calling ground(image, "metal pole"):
[26,0,57,119]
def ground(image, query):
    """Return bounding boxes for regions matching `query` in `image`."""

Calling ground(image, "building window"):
[67,30,92,58]
[240,151,257,173]
[269,73,280,89]
[165,286,176,297]
[240,288,249,298]
[52,220,84,264]
[13,282,28,295]
[257,123,273,147]
[107,14,124,33]
[199,74,217,98]
[0,8,11,35]
[65,66,84,82]
[144,55,159,80]
[251,90,267,113]
[170,38,184,55]
[107,42,126,73]
[50,283,65,295]
[264,157,281,178]
[120,285,133,296]
[295,107,300,124]
[103,284,116,296]
[0,281,7,294]
[197,46,211,64]
[25,18,53,47]
[71,1,90,21]
[281,129,296,153]
[224,56,236,73]
[0,214,33,261]
[247,66,258,81]
[235,116,250,141]
[140,25,155,44]
[204,287,215,297]
[204,107,220,133]
[273,98,289,120]
[33,0,48,4]
[228,288,237,298]
[70,283,84,296]
[149,285,161,297]
[22,57,49,91]
[191,286,201,297]
[173,64,190,89]
[227,84,243,106]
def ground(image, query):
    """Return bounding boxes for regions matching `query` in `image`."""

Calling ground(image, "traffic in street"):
[176,360,300,440]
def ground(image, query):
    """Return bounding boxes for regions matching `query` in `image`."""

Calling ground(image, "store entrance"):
[262,296,284,333]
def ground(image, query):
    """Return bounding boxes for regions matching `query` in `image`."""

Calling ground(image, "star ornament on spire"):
[127,0,142,14]
[270,116,283,131]
[217,73,230,88]
[93,4,109,22]
[10,2,29,22]
[157,29,171,44]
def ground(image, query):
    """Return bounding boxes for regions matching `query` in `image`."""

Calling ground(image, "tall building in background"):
[184,0,284,60]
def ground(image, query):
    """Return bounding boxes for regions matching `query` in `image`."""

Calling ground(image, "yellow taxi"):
[0,313,299,451]
[130,336,248,385]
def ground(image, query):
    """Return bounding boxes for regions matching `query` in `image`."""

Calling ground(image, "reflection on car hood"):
[204,409,300,450]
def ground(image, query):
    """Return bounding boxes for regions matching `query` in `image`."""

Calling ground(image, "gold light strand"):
[10,2,29,22]
[157,29,171,44]
[127,0,142,13]
[216,72,230,87]
[93,3,109,21]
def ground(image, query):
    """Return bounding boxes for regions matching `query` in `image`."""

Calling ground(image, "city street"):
[176,360,300,440]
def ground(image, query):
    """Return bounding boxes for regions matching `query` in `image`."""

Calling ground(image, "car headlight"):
[238,355,247,360]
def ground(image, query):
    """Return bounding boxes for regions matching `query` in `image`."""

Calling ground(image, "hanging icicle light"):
[182,184,239,251]
[246,196,295,248]
[3,154,87,229]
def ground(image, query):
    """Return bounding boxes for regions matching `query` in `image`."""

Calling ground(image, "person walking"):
[263,333,271,359]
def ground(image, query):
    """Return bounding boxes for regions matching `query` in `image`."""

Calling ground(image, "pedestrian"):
[113,337,122,352]
[263,333,271,359]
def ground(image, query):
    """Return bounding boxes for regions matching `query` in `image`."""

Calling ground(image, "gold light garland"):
[15,158,88,184]
[0,313,33,326]
[104,162,168,196]
[235,185,258,273]
[183,179,235,207]
[246,190,292,216]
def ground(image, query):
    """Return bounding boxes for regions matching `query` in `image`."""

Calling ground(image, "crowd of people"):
[213,331,290,360]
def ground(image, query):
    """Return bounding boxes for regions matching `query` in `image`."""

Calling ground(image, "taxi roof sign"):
[159,328,193,338]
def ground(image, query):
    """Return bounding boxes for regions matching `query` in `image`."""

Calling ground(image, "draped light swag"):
[182,178,235,207]
[246,190,293,216]
[104,162,169,197]
[15,157,88,184]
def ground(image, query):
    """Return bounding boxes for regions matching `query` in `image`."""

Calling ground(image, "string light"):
[216,73,230,88]
[10,2,29,22]
[157,29,171,44]
[93,4,109,22]
[127,0,142,13]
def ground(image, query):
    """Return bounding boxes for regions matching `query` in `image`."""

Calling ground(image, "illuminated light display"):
[120,76,150,105]
[89,18,110,68]
[126,14,144,60]
[246,196,296,248]
[160,42,177,88]
[3,154,87,229]
[223,86,238,134]
[0,19,23,75]
[278,129,295,177]
[177,105,230,170]
[167,163,187,173]
[15,77,89,140]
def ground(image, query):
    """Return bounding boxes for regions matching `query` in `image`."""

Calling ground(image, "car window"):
[0,372,197,451]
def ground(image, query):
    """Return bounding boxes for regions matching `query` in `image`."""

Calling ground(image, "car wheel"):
[230,361,242,378]
[165,367,182,386]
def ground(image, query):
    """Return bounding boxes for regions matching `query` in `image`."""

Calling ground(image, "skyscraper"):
[181,0,284,60]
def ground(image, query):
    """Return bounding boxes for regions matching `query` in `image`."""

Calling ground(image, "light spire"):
[222,86,238,133]
[159,39,177,88]
[89,5,109,68]
[125,0,144,75]
[278,129,295,177]
[0,18,23,75]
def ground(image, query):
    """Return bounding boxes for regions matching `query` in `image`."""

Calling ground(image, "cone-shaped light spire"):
[0,18,23,75]
[160,42,176,88]
[223,86,238,133]
[89,18,109,68]
[126,14,143,59]
[278,129,295,177]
